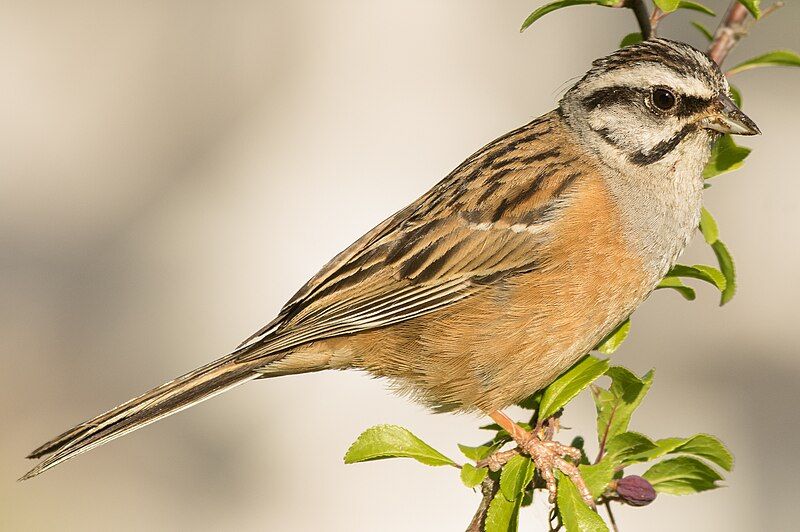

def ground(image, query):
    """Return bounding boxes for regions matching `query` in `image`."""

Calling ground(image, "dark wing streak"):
[433,233,497,279]
[290,274,464,332]
[442,231,525,277]
[400,232,468,279]
[318,279,469,328]
[288,279,464,337]
[291,281,420,328]
[469,235,533,275]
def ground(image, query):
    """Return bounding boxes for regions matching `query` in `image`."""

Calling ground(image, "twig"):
[624,0,653,40]
[707,1,784,67]
[649,7,665,37]
[465,475,500,532]
[707,1,750,66]
[604,500,620,532]
[466,446,527,530]
[760,1,785,19]
[548,506,563,531]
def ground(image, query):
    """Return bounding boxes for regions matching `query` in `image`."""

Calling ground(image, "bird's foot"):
[487,410,594,508]
[518,433,593,507]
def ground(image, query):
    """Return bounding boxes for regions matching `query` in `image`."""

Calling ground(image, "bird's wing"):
[238,112,586,360]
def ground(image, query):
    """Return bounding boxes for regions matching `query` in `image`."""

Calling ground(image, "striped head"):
[559,39,759,174]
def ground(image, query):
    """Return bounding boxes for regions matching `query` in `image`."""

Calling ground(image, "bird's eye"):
[651,87,677,111]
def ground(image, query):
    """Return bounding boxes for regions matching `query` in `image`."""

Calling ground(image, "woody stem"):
[707,2,750,66]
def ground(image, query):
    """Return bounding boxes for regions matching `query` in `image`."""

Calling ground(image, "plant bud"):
[616,475,656,507]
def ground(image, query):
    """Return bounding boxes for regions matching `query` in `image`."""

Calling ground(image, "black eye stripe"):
[676,95,714,116]
[581,85,714,116]
[581,86,642,110]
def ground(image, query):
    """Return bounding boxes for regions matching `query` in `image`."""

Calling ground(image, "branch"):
[625,0,653,40]
[604,500,620,532]
[465,475,500,532]
[465,448,523,531]
[707,2,750,66]
[649,7,666,37]
[707,1,785,66]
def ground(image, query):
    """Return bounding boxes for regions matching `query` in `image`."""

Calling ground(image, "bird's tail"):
[20,349,278,481]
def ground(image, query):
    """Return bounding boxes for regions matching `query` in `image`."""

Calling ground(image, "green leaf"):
[691,21,714,42]
[728,49,800,75]
[500,455,535,500]
[594,367,653,448]
[712,240,736,305]
[601,433,733,471]
[539,355,610,420]
[556,473,609,531]
[579,460,615,499]
[736,0,761,19]
[643,456,723,494]
[603,432,659,465]
[729,84,743,108]
[667,264,726,292]
[620,32,642,48]
[678,1,715,16]
[698,206,735,306]
[656,277,697,301]
[517,389,543,410]
[458,442,501,462]
[655,434,734,471]
[461,463,489,488]
[343,425,456,466]
[653,0,680,12]
[703,134,751,178]
[520,0,611,32]
[699,207,719,244]
[595,318,631,355]
[485,490,522,532]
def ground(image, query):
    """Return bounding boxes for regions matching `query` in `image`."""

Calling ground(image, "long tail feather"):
[21,351,276,481]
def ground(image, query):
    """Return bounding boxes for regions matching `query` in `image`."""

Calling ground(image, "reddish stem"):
[707,2,750,66]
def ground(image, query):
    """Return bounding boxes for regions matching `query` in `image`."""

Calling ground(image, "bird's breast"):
[339,171,655,412]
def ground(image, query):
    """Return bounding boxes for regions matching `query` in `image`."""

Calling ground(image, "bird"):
[21,39,759,503]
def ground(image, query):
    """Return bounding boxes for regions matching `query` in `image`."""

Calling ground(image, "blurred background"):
[2,1,798,530]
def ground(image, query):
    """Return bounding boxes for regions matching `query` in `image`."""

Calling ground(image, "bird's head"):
[559,39,759,173]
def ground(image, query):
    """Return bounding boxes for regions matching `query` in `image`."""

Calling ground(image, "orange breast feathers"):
[311,171,651,413]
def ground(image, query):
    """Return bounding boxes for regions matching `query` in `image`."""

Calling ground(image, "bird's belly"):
[339,173,654,412]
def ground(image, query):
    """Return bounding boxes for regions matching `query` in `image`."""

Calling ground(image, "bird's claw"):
[518,434,595,508]
[485,411,594,508]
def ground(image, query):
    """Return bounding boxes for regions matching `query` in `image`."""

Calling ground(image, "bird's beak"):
[701,93,761,136]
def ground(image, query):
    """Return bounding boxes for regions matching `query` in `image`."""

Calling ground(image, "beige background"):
[2,1,798,530]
